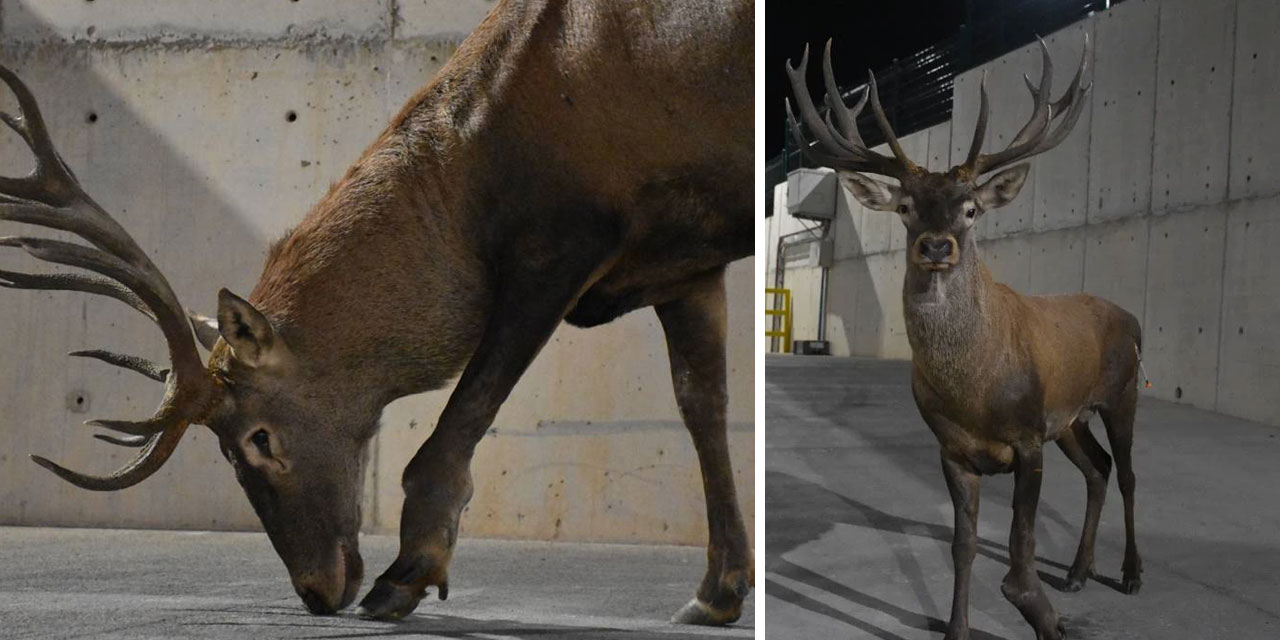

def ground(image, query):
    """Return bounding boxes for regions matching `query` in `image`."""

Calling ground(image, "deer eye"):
[897,204,910,214]
[250,429,271,454]
[965,207,978,219]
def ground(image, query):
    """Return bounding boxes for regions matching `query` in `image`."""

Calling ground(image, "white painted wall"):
[777,0,1280,428]
[0,0,754,546]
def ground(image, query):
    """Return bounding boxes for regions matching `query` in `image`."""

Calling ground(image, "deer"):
[0,0,753,624]
[786,36,1141,640]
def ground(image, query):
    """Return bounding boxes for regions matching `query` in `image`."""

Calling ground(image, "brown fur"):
[844,167,1143,640]
[199,0,752,623]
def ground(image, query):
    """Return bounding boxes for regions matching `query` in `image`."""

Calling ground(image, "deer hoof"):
[1121,574,1142,595]
[1062,569,1091,592]
[355,579,425,621]
[670,598,740,626]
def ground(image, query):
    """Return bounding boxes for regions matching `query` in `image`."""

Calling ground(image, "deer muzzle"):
[292,537,364,614]
[912,233,959,270]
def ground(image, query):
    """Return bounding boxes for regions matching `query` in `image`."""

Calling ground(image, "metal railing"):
[766,0,1122,216]
[765,288,793,354]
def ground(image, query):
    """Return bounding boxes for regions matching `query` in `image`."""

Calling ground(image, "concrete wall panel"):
[1026,228,1085,296]
[396,0,495,41]
[825,256,875,358]
[1217,196,1280,425]
[1143,207,1227,408]
[1228,0,1280,201]
[977,236,1031,294]
[1083,217,1150,330]
[1151,0,1235,212]
[1032,21,1094,233]
[1088,0,1158,223]
[2,0,391,42]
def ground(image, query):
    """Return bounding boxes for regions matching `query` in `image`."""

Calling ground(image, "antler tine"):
[31,425,189,492]
[0,66,77,203]
[784,43,911,178]
[0,269,154,320]
[963,71,991,169]
[957,34,1092,177]
[821,39,866,148]
[866,71,915,170]
[92,433,150,448]
[0,64,218,491]
[70,349,170,382]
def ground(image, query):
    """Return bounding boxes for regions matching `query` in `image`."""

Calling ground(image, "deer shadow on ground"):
[766,470,1136,640]
[181,608,741,640]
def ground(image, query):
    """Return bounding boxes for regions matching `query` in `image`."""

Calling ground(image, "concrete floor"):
[0,528,754,639]
[766,355,1280,640]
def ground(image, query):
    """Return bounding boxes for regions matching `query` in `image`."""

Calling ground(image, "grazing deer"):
[787,37,1141,639]
[0,0,753,624]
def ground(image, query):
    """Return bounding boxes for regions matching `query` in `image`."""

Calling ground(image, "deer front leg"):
[355,233,619,621]
[941,452,980,640]
[1004,445,1064,640]
[655,268,752,625]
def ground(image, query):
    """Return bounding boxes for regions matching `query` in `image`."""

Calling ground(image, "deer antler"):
[0,64,218,491]
[785,40,918,179]
[956,35,1092,178]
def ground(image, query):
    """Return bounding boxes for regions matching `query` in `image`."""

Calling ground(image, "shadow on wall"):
[0,32,445,530]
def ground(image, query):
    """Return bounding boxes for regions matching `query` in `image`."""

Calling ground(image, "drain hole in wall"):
[86,111,97,124]
[285,110,298,123]
[1175,386,1183,400]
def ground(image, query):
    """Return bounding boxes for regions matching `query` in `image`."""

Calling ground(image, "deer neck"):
[244,19,549,401]
[901,237,1001,392]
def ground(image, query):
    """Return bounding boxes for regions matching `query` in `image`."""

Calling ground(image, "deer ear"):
[837,171,903,212]
[187,311,221,351]
[975,164,1030,210]
[216,289,278,367]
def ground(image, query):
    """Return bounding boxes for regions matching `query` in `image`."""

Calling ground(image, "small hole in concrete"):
[76,396,85,405]
[1239,327,1245,335]
[86,112,97,123]
[1175,386,1183,400]
[1197,327,1203,334]
[285,110,298,122]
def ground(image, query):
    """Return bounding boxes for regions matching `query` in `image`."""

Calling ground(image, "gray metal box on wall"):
[786,168,838,220]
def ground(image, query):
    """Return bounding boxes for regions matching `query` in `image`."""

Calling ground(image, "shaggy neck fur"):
[902,236,999,398]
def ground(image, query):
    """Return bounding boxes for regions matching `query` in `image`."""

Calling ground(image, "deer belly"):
[1044,406,1095,441]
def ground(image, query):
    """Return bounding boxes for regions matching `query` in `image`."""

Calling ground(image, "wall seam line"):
[1214,0,1242,412]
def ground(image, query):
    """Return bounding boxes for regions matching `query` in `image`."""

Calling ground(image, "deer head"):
[0,67,365,614]
[785,37,1091,276]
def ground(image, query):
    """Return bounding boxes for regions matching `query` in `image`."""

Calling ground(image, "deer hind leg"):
[1100,385,1141,594]
[655,268,752,625]
[1004,444,1064,640]
[1054,420,1112,592]
[355,228,620,621]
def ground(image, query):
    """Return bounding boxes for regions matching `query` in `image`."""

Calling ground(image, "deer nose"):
[299,587,338,615]
[920,238,954,262]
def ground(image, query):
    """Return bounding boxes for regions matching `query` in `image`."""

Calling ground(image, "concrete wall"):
[773,0,1280,428]
[0,1,754,546]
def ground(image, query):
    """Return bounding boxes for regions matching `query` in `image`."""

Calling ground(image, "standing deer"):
[787,37,1141,639]
[0,0,753,624]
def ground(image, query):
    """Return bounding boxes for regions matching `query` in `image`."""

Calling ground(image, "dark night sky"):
[765,1,968,158]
